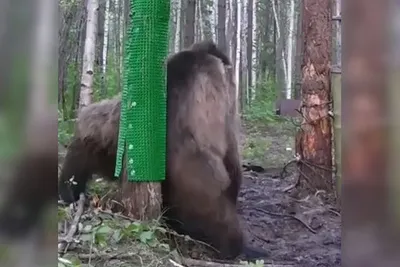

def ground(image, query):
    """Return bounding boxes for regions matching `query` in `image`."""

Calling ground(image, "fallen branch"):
[181,258,294,267]
[58,193,86,253]
[254,208,317,234]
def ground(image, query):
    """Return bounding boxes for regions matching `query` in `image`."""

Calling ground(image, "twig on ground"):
[181,257,293,267]
[254,208,317,234]
[169,259,185,267]
[58,193,86,253]
[282,176,299,193]
[97,208,135,222]
[280,159,298,178]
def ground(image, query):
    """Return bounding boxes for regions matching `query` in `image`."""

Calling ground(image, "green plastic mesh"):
[114,0,170,182]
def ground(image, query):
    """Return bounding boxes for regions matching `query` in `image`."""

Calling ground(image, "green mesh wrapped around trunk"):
[114,0,170,182]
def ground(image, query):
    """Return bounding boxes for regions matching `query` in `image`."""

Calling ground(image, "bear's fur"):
[58,41,244,259]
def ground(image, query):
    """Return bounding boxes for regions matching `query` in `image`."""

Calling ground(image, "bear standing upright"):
[58,41,245,259]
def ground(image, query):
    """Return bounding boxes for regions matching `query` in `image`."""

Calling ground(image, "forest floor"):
[58,119,341,267]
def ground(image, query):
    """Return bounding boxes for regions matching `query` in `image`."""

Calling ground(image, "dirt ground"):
[236,121,341,267]
[58,120,341,267]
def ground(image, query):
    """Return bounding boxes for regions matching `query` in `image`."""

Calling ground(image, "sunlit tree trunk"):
[79,0,99,108]
[286,0,295,99]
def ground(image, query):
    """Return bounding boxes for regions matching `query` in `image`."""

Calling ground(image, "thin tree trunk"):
[286,0,295,99]
[79,0,99,108]
[198,0,204,40]
[272,0,288,97]
[232,0,238,71]
[101,0,110,95]
[217,0,227,53]
[71,1,88,117]
[174,0,182,52]
[96,0,105,67]
[251,0,256,91]
[246,0,253,103]
[179,0,186,49]
[295,0,333,194]
[183,0,195,48]
[294,5,303,99]
[115,0,122,92]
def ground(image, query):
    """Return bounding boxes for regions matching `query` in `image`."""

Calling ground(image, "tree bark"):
[295,0,333,194]
[183,0,196,48]
[79,0,99,108]
[246,0,253,102]
[294,6,302,99]
[121,162,162,220]
[217,0,227,53]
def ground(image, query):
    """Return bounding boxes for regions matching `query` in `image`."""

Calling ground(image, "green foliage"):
[58,54,122,144]
[58,109,74,146]
[242,135,270,164]
[242,78,283,125]
[78,219,166,250]
[239,259,265,267]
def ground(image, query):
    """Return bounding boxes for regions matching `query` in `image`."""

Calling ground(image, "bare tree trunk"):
[198,0,204,40]
[179,0,186,50]
[232,0,238,74]
[272,0,288,98]
[217,0,227,52]
[295,0,333,195]
[96,0,105,67]
[294,5,303,99]
[246,0,253,103]
[100,0,110,96]
[115,0,122,92]
[183,0,195,48]
[250,0,256,91]
[173,0,182,52]
[79,0,99,108]
[286,0,295,99]
[71,1,88,117]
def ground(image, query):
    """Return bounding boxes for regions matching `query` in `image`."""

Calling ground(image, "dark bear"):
[58,41,246,259]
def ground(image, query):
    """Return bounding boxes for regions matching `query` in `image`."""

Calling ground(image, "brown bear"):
[58,41,261,260]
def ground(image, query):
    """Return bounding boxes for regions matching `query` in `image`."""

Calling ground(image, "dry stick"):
[253,207,317,234]
[58,193,86,253]
[181,258,294,267]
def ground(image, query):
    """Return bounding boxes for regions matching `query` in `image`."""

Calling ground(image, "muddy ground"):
[58,120,341,267]
[236,121,341,267]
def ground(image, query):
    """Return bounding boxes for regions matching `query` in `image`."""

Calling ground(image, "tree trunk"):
[79,0,99,108]
[101,0,110,96]
[183,0,196,48]
[217,0,227,53]
[121,170,162,219]
[71,1,88,117]
[115,0,122,92]
[331,0,341,202]
[295,0,333,195]
[246,0,253,103]
[286,0,295,99]
[294,5,303,99]
[96,0,105,67]
[272,0,287,99]
[232,0,238,76]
